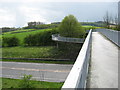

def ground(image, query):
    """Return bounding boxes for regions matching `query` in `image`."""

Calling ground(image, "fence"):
[62,29,92,89]
[96,29,120,47]
[52,34,85,43]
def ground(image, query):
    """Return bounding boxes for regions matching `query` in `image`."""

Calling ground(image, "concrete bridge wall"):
[62,29,92,89]
[96,29,120,47]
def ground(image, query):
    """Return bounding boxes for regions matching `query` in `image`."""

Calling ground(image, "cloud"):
[0,1,118,28]
[0,1,64,27]
[19,6,47,22]
[0,0,119,2]
[0,8,16,27]
[19,5,64,25]
[18,6,53,26]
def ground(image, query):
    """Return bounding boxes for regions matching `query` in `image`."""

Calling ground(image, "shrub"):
[40,31,54,46]
[2,37,19,47]
[24,29,58,46]
[19,74,35,88]
[24,34,37,46]
[2,37,7,47]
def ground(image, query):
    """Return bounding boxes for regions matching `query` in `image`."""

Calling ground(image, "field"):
[2,28,52,45]
[82,25,102,29]
[1,78,63,88]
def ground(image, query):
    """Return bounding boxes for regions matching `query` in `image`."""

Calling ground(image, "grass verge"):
[2,46,78,60]
[1,59,74,64]
[2,46,61,59]
[1,78,63,88]
[2,46,75,64]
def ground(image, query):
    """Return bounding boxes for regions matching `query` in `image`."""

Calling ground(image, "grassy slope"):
[2,46,75,64]
[1,28,81,63]
[2,29,35,34]
[2,46,59,58]
[1,78,63,88]
[2,29,52,45]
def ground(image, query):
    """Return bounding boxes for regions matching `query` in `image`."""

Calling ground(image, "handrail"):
[96,29,120,47]
[52,34,85,43]
[62,29,92,89]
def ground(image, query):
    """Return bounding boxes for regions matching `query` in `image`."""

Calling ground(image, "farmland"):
[1,25,100,62]
[2,28,53,45]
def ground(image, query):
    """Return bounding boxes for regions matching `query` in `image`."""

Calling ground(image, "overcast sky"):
[0,0,119,28]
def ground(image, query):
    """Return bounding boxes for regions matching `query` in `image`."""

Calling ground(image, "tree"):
[59,15,85,38]
[118,1,120,31]
[114,15,119,30]
[103,11,112,29]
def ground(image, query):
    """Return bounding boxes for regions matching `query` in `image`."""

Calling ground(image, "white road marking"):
[1,61,73,66]
[1,66,70,73]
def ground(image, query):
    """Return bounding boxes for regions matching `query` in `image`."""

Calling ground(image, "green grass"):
[2,46,59,58]
[2,46,74,64]
[0,78,2,89]
[2,78,63,88]
[82,25,94,28]
[82,25,102,29]
[2,29,35,34]
[1,28,52,45]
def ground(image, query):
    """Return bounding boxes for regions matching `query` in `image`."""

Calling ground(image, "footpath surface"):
[87,32,118,88]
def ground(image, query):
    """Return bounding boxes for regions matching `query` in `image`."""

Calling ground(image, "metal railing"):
[96,29,120,47]
[52,34,85,43]
[62,29,92,89]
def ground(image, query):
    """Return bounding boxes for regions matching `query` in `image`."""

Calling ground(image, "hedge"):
[2,37,20,47]
[24,29,58,46]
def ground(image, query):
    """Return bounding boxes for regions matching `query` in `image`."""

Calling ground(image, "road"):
[1,61,73,82]
[87,32,118,88]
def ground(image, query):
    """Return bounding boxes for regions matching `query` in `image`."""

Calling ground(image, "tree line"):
[103,11,120,31]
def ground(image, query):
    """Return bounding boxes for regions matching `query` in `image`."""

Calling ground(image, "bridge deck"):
[87,32,118,88]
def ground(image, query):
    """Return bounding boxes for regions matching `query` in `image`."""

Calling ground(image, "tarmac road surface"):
[1,61,73,82]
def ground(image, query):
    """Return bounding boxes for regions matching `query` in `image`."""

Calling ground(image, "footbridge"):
[52,34,85,43]
[52,29,119,89]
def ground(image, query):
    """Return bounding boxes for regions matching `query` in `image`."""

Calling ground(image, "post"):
[57,42,58,48]
[118,1,120,27]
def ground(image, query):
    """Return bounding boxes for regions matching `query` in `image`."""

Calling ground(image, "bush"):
[39,31,54,46]
[19,74,35,88]
[2,37,19,47]
[24,34,37,46]
[24,29,58,46]
[2,37,7,47]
